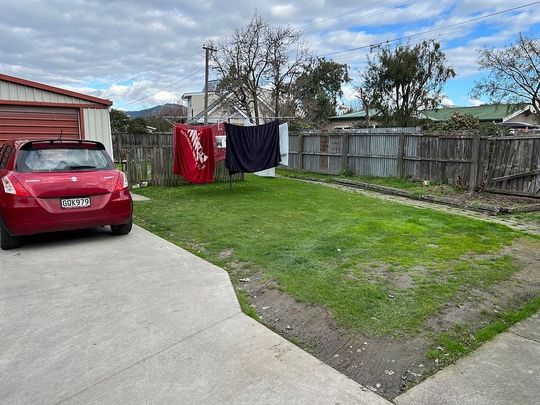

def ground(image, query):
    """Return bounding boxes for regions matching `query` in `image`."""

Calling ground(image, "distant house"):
[421,104,539,129]
[328,109,381,129]
[181,80,274,125]
[329,104,539,130]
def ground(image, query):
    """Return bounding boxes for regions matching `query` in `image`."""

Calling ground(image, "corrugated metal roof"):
[329,109,380,121]
[330,104,528,123]
[0,74,112,106]
[421,104,522,122]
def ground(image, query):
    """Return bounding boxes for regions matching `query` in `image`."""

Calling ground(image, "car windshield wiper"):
[66,165,97,170]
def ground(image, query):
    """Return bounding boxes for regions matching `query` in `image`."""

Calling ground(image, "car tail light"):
[115,172,129,191]
[2,175,30,197]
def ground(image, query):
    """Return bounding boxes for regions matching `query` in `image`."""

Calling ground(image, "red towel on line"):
[173,124,215,184]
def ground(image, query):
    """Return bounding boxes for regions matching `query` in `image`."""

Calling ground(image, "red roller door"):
[0,106,81,144]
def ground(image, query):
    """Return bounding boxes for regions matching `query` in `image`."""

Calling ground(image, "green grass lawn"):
[277,168,464,197]
[133,175,528,336]
[514,211,540,226]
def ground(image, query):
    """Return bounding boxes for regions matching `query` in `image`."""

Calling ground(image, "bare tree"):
[471,34,540,120]
[211,13,310,123]
[211,13,272,124]
[265,25,310,119]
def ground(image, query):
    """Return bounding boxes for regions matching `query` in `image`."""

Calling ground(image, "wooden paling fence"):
[288,129,540,197]
[113,132,243,187]
[112,130,540,196]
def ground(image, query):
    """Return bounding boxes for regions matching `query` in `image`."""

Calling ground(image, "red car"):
[0,139,132,250]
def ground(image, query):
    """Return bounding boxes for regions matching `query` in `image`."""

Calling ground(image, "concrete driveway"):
[0,226,387,404]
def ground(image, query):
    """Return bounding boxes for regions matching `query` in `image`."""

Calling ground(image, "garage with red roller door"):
[0,73,113,158]
[0,106,81,142]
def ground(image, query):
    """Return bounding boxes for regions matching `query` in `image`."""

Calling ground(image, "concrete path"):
[0,226,388,405]
[396,313,540,405]
[130,192,150,201]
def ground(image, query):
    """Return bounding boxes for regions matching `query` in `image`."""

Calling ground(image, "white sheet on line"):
[245,120,288,178]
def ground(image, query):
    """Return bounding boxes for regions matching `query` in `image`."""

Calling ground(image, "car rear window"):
[16,147,114,172]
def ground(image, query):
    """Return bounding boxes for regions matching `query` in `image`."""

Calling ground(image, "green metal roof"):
[329,109,380,121]
[421,104,522,122]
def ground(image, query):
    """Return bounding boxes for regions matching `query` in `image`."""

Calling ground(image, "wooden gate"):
[481,134,540,197]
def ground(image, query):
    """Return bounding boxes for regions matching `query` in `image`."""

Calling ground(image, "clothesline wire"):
[164,116,297,120]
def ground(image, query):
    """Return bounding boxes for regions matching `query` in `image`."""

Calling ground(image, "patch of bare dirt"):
[425,239,540,334]
[218,249,234,260]
[236,239,540,400]
[364,264,415,290]
[240,273,432,399]
[444,192,539,209]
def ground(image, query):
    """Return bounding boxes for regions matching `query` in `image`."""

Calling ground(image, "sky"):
[1,0,539,112]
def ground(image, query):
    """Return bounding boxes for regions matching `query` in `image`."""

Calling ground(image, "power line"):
[302,0,418,36]
[119,70,201,109]
[322,0,540,57]
[299,0,410,30]
[331,9,540,62]
[107,3,412,86]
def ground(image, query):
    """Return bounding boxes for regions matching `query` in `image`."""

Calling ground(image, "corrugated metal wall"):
[0,80,94,105]
[83,108,113,159]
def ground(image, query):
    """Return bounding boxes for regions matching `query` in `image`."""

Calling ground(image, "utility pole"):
[203,44,217,125]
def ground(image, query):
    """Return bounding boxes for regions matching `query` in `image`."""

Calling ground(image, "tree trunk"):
[253,90,260,125]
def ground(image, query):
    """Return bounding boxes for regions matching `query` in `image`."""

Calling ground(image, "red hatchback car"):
[0,139,132,250]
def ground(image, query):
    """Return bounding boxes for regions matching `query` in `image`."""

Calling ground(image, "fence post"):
[469,131,481,194]
[397,132,405,178]
[341,133,349,172]
[298,134,304,170]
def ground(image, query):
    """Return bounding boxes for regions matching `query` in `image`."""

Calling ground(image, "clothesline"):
[164,115,296,120]
[172,121,289,190]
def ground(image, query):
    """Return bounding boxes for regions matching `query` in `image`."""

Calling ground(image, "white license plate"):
[61,197,91,209]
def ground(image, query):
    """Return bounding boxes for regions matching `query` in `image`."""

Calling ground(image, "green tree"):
[471,34,540,122]
[361,40,455,126]
[295,58,351,125]
[110,109,130,132]
[145,116,173,132]
[126,117,148,134]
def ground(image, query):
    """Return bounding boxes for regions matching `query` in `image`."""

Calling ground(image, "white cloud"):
[153,90,179,104]
[341,84,357,101]
[468,98,483,106]
[271,4,297,19]
[0,0,538,110]
[442,97,455,106]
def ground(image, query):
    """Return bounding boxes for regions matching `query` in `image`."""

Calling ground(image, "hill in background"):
[126,103,187,119]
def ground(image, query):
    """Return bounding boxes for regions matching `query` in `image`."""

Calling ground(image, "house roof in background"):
[329,109,380,121]
[421,104,523,122]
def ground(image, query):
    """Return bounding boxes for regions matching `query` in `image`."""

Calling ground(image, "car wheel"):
[111,218,132,235]
[1,227,22,250]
